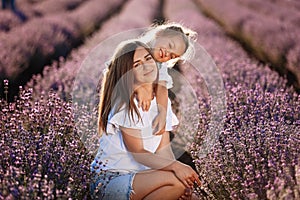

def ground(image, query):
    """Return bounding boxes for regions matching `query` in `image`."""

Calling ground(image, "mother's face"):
[132,46,157,85]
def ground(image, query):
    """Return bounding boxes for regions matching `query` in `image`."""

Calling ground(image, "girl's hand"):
[172,161,201,189]
[135,86,153,111]
[152,111,166,135]
[139,99,151,112]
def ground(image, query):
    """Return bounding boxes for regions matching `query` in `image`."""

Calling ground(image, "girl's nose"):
[165,51,169,57]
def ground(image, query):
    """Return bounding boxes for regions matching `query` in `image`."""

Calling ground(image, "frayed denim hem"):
[91,171,136,200]
[128,173,136,200]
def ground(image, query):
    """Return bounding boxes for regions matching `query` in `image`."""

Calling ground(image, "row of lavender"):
[0,0,86,32]
[165,0,299,199]
[0,0,161,198]
[194,0,300,90]
[0,0,126,101]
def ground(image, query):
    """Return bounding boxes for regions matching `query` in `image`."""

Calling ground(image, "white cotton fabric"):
[91,97,179,173]
[158,62,173,89]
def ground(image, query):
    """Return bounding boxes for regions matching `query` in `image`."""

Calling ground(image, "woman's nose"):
[143,63,152,70]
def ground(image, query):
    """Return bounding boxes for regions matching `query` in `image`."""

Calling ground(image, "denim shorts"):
[90,171,136,200]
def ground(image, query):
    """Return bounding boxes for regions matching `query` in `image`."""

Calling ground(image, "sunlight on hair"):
[72,27,226,160]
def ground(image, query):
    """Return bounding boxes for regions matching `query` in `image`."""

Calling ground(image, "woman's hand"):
[178,187,193,200]
[171,161,201,189]
[179,191,200,200]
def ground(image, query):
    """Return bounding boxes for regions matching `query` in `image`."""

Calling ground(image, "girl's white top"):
[91,97,179,173]
[158,57,183,89]
[158,62,173,89]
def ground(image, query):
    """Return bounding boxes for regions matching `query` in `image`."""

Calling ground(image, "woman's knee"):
[134,170,185,191]
[163,171,186,192]
[172,176,186,192]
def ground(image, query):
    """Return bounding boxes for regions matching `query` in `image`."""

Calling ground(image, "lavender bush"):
[32,0,86,17]
[0,0,126,100]
[192,83,299,199]
[0,11,24,32]
[1,0,299,199]
[0,0,88,33]
[235,0,300,28]
[1,0,161,198]
[26,0,161,102]
[0,83,93,199]
[165,0,300,199]
[266,0,300,11]
[194,0,300,90]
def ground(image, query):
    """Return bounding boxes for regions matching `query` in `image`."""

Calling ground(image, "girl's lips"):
[159,48,164,58]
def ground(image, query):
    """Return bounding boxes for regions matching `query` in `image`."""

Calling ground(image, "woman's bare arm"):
[155,131,175,160]
[120,127,201,188]
[120,127,176,170]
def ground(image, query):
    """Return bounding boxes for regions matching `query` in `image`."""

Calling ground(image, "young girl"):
[90,40,200,199]
[136,22,197,135]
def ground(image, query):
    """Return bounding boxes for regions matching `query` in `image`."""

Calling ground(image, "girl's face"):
[133,46,158,85]
[151,35,186,63]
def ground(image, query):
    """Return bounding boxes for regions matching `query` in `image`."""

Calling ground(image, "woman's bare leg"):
[131,170,185,200]
[143,185,183,200]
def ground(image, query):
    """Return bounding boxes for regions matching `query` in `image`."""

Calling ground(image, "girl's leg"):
[131,170,185,200]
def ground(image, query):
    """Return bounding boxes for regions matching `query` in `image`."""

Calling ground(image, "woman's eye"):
[134,63,140,68]
[146,56,153,61]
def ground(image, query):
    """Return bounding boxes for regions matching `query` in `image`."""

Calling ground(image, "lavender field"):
[0,0,299,199]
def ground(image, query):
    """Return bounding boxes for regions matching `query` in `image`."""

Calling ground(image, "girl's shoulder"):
[159,57,181,69]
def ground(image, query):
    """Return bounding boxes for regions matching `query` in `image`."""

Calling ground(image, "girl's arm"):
[152,81,168,135]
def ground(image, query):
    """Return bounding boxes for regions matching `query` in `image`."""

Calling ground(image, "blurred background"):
[0,0,299,99]
[0,0,299,199]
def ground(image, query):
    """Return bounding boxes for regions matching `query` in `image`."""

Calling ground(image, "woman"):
[90,39,200,199]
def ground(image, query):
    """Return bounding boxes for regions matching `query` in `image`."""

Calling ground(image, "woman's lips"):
[144,69,154,76]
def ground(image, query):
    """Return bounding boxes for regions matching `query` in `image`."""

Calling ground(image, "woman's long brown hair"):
[98,40,153,136]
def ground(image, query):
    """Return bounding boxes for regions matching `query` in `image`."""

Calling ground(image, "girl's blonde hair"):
[98,40,153,136]
[140,22,197,61]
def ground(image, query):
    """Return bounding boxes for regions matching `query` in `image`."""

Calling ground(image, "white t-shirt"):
[91,97,179,173]
[158,62,173,89]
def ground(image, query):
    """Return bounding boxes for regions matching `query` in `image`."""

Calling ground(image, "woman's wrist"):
[169,160,181,172]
